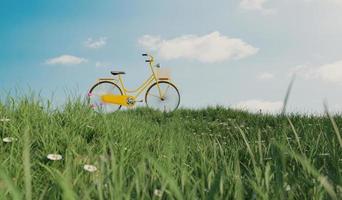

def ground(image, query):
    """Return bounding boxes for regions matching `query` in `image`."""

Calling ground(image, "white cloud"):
[138,31,259,63]
[84,37,107,49]
[257,72,275,80]
[239,0,275,14]
[289,65,315,79]
[290,60,342,84]
[331,0,342,5]
[305,0,342,6]
[95,61,112,68]
[95,62,103,68]
[233,99,283,113]
[45,55,87,65]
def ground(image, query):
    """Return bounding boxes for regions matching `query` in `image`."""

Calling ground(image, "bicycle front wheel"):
[88,81,123,113]
[145,81,180,112]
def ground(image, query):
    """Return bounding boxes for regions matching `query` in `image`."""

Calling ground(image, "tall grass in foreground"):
[0,96,341,199]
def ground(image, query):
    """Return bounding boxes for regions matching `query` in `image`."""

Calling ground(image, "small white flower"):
[83,164,97,172]
[47,154,63,161]
[285,185,291,191]
[2,137,16,143]
[153,189,163,197]
[0,118,10,122]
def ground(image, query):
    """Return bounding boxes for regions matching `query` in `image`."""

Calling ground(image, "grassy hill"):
[0,97,341,199]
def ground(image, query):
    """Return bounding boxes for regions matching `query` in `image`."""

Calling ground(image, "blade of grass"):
[40,164,77,200]
[234,154,244,200]
[257,130,264,166]
[207,169,223,199]
[287,117,304,155]
[147,156,184,200]
[237,126,256,168]
[276,143,338,200]
[282,75,295,115]
[0,169,22,200]
[324,103,342,148]
[23,126,32,200]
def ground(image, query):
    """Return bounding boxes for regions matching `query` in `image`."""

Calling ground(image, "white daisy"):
[47,154,63,161]
[83,164,97,172]
[153,189,163,197]
[2,137,16,143]
[285,185,291,191]
[0,118,10,122]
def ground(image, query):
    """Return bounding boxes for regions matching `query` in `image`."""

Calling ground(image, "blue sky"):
[1,0,342,113]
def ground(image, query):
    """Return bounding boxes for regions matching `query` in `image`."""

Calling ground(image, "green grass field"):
[0,96,341,199]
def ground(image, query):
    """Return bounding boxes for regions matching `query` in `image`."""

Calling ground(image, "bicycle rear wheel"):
[88,81,122,113]
[145,81,180,112]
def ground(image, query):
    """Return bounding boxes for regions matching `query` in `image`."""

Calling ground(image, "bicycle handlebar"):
[142,53,154,63]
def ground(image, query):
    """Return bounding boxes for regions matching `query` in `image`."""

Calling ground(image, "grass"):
[0,95,341,199]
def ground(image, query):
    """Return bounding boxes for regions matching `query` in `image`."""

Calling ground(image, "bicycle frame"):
[90,54,180,110]
[117,73,156,98]
[97,55,164,100]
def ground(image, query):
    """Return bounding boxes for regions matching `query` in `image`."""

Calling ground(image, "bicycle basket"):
[156,68,171,80]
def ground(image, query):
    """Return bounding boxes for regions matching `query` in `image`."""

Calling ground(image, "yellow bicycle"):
[88,54,180,113]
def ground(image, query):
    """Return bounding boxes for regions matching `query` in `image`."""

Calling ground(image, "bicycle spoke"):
[162,85,171,97]
[89,82,122,113]
[147,93,161,99]
[146,82,179,112]
[90,93,102,97]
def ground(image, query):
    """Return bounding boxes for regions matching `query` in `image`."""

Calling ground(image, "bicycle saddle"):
[111,71,126,75]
